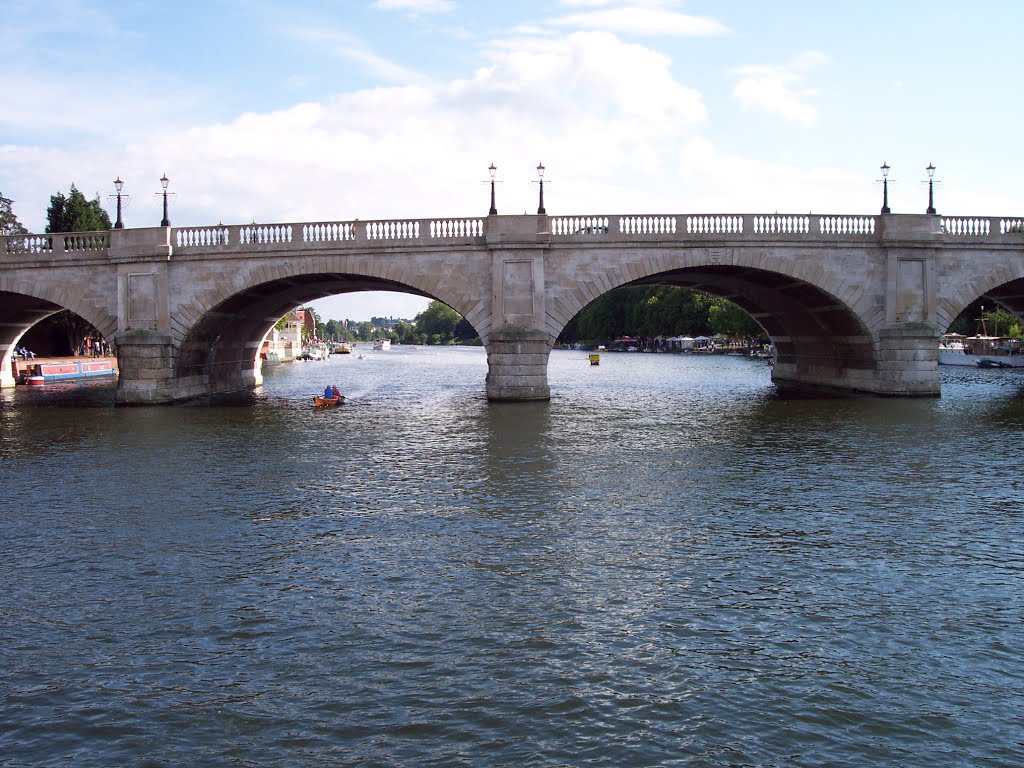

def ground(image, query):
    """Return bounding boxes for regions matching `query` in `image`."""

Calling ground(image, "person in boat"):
[331,385,341,399]
[324,384,334,399]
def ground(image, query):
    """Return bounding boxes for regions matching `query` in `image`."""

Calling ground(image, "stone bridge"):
[2,211,1023,404]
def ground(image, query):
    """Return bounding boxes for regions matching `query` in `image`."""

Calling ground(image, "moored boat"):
[939,332,1024,368]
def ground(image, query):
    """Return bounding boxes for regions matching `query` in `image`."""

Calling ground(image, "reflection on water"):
[1,347,1023,766]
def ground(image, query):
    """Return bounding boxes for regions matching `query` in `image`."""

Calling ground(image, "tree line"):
[315,303,480,346]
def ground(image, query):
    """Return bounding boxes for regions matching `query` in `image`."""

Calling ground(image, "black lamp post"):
[113,177,125,228]
[925,163,936,215]
[160,174,170,227]
[880,162,890,215]
[488,163,498,215]
[536,162,546,215]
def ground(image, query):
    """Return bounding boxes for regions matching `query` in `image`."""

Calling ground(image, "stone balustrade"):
[3,213,1023,264]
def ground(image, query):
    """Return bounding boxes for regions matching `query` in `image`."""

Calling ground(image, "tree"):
[45,184,112,233]
[707,297,764,339]
[414,301,460,343]
[1,193,28,235]
[32,185,112,354]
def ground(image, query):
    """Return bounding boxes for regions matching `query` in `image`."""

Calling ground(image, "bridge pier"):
[113,330,181,405]
[1,348,16,389]
[874,324,941,396]
[485,326,551,401]
[771,324,940,397]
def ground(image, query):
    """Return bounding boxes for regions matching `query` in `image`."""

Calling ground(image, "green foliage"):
[949,299,1024,339]
[45,184,112,234]
[414,301,460,340]
[560,285,764,344]
[312,288,766,348]
[1,193,28,235]
[51,311,99,354]
[312,300,481,346]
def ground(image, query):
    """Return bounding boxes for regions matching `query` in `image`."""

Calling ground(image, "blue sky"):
[3,0,1022,321]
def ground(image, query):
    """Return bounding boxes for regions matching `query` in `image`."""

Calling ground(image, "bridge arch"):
[935,268,1024,334]
[168,257,491,400]
[547,247,882,393]
[0,280,118,387]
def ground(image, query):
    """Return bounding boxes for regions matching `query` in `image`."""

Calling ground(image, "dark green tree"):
[45,184,112,233]
[1,193,28,235]
[707,297,764,338]
[558,285,764,344]
[34,185,111,354]
[414,301,460,343]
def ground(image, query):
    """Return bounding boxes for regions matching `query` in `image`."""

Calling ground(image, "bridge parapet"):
[549,213,880,240]
[3,212,1022,265]
[941,216,1024,237]
[170,217,487,253]
[2,232,110,259]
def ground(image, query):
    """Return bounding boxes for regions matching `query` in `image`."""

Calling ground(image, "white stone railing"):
[3,213,1023,262]
[942,217,990,236]
[4,235,55,255]
[1,232,110,256]
[430,218,485,237]
[176,226,230,247]
[550,213,878,239]
[819,216,875,235]
[551,216,610,235]
[621,215,678,234]
[687,215,743,234]
[303,222,357,242]
[940,217,1024,237]
[1000,218,1024,235]
[753,214,810,234]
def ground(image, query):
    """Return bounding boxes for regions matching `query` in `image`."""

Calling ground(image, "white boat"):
[372,339,391,351]
[939,333,1024,368]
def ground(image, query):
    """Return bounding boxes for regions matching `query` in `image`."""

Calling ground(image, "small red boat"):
[312,395,344,407]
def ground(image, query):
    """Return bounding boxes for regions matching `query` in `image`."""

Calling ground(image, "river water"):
[1,346,1022,767]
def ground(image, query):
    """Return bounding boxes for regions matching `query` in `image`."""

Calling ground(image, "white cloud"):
[3,25,880,238]
[548,1,729,37]
[3,27,714,232]
[732,52,826,125]
[371,0,456,13]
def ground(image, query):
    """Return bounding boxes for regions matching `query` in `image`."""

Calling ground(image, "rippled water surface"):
[2,347,1023,767]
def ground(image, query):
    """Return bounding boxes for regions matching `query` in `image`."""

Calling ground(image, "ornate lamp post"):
[925,163,936,215]
[536,162,546,215]
[488,163,498,215]
[880,162,890,215]
[160,174,171,227]
[113,177,125,228]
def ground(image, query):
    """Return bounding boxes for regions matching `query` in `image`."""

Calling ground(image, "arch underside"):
[178,274,434,391]
[972,278,1024,327]
[628,266,878,376]
[0,292,63,348]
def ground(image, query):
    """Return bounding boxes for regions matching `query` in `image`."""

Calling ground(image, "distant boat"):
[372,339,391,351]
[332,342,352,354]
